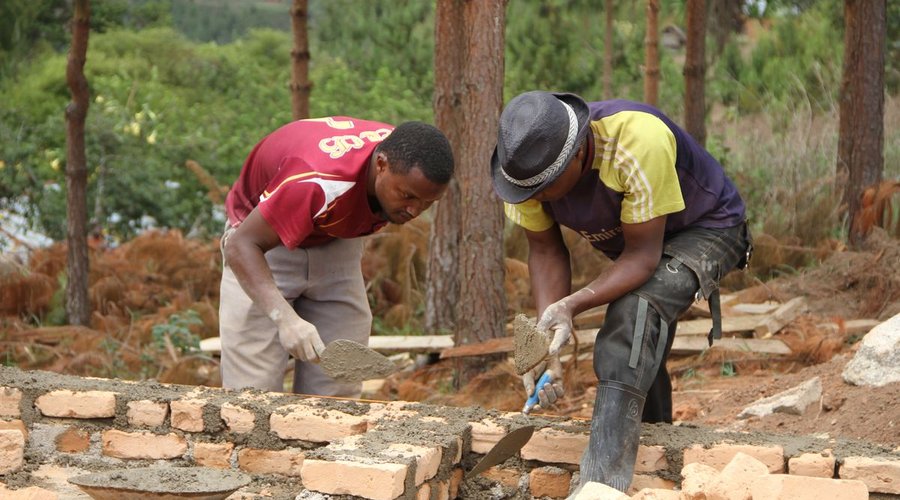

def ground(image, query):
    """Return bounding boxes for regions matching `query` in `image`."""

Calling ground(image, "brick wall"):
[0,367,898,499]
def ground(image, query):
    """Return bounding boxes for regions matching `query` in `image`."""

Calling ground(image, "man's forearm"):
[225,239,295,324]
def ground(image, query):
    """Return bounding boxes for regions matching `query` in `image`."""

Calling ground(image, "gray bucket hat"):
[491,91,591,203]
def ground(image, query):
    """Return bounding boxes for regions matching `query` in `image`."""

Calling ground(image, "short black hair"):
[376,121,454,185]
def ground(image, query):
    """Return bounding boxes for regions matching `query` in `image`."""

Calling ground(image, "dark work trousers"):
[593,222,751,423]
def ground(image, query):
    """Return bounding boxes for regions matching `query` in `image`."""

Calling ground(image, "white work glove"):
[275,315,326,362]
[522,354,564,413]
[537,299,574,356]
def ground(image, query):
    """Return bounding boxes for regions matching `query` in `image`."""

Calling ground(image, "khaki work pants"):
[218,230,371,396]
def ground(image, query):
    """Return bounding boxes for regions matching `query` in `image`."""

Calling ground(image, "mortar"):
[68,467,251,500]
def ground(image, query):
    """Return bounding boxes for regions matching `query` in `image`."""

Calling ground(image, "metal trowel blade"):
[466,426,535,479]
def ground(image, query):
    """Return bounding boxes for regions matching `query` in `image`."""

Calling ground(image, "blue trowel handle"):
[524,371,553,412]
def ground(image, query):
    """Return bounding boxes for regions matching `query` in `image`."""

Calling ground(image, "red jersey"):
[225,117,393,249]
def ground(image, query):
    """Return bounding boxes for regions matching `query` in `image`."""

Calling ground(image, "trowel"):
[466,425,535,479]
[318,339,397,383]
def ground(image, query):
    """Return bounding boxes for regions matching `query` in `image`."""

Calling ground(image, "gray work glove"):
[522,354,565,413]
[275,315,326,362]
[538,299,574,355]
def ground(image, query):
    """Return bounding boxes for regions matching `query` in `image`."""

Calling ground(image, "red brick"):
[840,456,900,494]
[0,484,59,499]
[482,466,522,488]
[35,390,116,418]
[751,474,868,500]
[0,387,22,418]
[384,442,442,485]
[706,452,770,500]
[631,489,681,499]
[789,451,835,478]
[680,462,720,499]
[126,400,168,427]
[0,420,27,441]
[237,448,304,476]
[626,475,676,496]
[170,398,205,432]
[269,403,367,443]
[683,443,785,473]
[529,466,572,498]
[0,429,25,474]
[470,418,506,454]
[101,429,187,459]
[193,442,234,469]
[300,458,406,500]
[55,427,90,453]
[220,403,255,434]
[520,427,588,465]
[635,445,668,473]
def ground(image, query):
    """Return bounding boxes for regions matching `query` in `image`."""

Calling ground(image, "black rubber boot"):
[576,380,646,493]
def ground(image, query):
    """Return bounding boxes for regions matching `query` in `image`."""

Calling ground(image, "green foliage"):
[151,309,202,354]
[0,0,895,251]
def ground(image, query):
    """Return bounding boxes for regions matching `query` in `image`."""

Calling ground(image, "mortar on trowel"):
[319,339,398,383]
[513,314,554,413]
[68,467,251,500]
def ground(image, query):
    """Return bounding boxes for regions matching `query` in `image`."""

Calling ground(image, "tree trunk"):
[427,0,464,335]
[603,0,614,99]
[683,0,707,146]
[65,0,91,326]
[838,0,885,247]
[644,0,660,106]
[290,0,310,120]
[430,0,507,386]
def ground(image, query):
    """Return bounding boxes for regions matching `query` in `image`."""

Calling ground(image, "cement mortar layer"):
[3,366,900,497]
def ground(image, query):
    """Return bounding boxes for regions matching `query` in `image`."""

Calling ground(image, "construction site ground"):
[0,226,898,498]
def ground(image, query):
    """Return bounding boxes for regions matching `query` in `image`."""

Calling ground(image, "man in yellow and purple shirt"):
[492,91,750,493]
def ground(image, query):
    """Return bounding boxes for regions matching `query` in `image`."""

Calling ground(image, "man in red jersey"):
[219,117,454,395]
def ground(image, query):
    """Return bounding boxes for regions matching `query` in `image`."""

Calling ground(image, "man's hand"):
[538,299,574,355]
[275,314,326,362]
[522,354,564,413]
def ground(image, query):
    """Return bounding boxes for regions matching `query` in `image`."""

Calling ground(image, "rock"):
[738,377,822,419]
[842,313,900,387]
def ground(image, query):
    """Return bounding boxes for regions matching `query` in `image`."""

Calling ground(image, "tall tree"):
[289,0,310,120]
[838,0,886,246]
[429,0,507,385]
[603,0,614,99]
[683,0,707,145]
[65,0,91,326]
[644,0,660,106]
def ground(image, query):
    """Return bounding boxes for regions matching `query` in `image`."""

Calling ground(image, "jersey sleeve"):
[597,112,685,224]
[256,157,325,248]
[504,199,555,232]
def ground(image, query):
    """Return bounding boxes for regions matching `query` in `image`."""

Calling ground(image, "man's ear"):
[375,152,389,174]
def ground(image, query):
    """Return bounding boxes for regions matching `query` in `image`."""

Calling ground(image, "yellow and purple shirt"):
[505,100,745,259]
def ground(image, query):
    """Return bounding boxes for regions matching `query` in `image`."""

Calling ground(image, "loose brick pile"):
[0,366,898,499]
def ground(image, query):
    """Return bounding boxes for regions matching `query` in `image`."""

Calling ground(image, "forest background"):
[0,0,898,355]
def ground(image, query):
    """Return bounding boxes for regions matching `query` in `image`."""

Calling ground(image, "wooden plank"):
[844,319,881,336]
[199,337,221,354]
[670,336,792,355]
[439,337,513,359]
[755,296,808,338]
[368,335,454,354]
[676,315,762,336]
[731,302,780,315]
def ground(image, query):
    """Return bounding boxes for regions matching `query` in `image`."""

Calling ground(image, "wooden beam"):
[671,336,792,355]
[676,315,762,336]
[755,296,808,338]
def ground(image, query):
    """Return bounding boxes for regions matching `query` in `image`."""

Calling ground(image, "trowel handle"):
[524,371,553,413]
